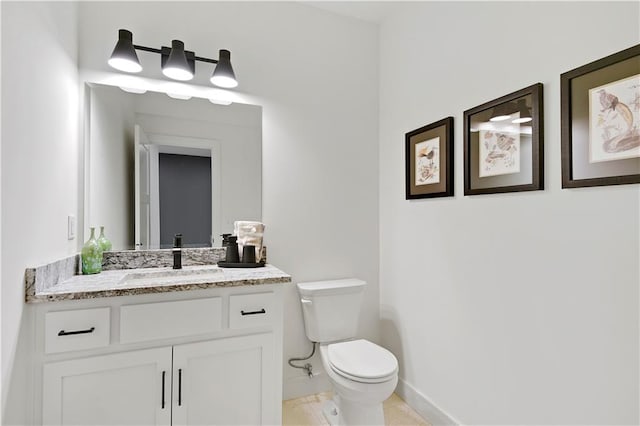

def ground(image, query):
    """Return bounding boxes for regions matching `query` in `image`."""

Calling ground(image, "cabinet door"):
[43,347,172,426]
[172,333,275,426]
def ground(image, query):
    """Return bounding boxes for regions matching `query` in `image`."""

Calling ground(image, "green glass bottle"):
[97,226,112,252]
[81,227,103,274]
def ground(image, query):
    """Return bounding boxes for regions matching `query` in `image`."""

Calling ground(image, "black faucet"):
[173,233,182,269]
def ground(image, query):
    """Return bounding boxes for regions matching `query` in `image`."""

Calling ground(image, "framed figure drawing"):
[561,44,640,188]
[463,83,544,195]
[405,117,454,199]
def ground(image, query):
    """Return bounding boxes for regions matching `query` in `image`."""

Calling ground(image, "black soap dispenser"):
[223,235,240,263]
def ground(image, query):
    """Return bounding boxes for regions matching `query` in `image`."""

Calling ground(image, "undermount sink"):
[117,267,224,288]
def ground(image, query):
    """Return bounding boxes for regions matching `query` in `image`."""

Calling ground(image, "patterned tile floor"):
[283,392,430,426]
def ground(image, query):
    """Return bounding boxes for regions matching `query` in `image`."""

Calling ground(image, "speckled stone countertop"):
[26,264,291,303]
[25,249,291,303]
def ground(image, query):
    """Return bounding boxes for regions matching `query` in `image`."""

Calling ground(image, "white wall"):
[1,2,79,423]
[77,1,379,399]
[379,2,639,424]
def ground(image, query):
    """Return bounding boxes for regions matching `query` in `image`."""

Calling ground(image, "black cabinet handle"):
[58,327,95,336]
[241,308,266,316]
[178,368,182,406]
[161,371,166,409]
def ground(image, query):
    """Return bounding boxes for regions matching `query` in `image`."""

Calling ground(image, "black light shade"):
[512,99,532,123]
[489,103,511,122]
[210,49,238,88]
[108,29,142,73]
[162,40,194,81]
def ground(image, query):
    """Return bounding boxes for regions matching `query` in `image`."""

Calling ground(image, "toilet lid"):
[327,339,398,383]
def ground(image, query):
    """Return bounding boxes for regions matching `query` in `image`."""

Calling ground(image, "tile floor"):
[283,392,430,426]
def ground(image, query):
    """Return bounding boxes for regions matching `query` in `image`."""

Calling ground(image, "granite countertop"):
[26,261,292,303]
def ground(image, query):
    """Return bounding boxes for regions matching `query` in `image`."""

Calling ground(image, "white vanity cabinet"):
[171,333,274,425]
[35,285,284,426]
[43,347,172,425]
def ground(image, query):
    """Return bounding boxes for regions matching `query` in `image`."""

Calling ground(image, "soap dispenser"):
[224,235,240,263]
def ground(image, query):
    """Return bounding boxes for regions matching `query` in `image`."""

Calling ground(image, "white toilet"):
[297,278,398,425]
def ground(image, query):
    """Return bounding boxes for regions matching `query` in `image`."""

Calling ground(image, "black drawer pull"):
[178,368,182,406]
[58,327,95,336]
[161,371,166,409]
[241,308,266,316]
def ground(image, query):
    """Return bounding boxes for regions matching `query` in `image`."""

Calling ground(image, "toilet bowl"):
[297,279,399,425]
[319,340,398,425]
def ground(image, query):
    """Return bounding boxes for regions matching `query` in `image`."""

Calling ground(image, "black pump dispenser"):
[224,235,240,263]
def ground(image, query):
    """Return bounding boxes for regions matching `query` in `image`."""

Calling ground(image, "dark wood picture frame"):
[405,117,454,199]
[463,83,544,196]
[561,44,640,188]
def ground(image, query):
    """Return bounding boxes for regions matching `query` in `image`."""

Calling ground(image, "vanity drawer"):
[45,308,110,354]
[229,292,275,329]
[120,297,222,344]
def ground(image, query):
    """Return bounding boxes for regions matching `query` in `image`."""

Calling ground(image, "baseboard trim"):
[395,378,460,426]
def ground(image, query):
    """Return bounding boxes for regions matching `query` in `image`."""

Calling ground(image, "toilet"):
[297,278,398,425]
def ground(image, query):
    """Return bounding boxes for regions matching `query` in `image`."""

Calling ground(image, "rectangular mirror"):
[85,83,262,250]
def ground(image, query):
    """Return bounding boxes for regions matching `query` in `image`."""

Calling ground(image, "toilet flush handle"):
[301,298,312,305]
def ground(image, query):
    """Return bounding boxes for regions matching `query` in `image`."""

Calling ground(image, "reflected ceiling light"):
[119,86,147,94]
[107,29,238,88]
[209,98,233,106]
[166,92,192,100]
[489,103,511,122]
[108,29,142,73]
[512,99,532,124]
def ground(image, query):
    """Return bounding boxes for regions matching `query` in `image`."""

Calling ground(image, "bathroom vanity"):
[25,251,291,425]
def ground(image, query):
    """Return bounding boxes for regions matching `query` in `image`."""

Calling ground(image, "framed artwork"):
[405,117,454,199]
[561,44,640,188]
[463,83,544,195]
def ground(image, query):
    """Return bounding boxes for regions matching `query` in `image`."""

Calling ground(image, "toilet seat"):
[327,339,398,384]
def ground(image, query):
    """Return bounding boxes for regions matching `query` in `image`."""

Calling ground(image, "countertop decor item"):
[405,117,454,199]
[464,83,544,195]
[222,234,240,263]
[81,227,103,275]
[561,44,640,188]
[234,221,264,263]
[97,226,112,252]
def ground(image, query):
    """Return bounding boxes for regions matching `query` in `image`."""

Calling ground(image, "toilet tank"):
[297,278,366,343]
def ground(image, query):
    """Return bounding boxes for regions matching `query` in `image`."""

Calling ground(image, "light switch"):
[67,215,76,240]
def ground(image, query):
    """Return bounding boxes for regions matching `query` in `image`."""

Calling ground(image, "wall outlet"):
[67,215,76,240]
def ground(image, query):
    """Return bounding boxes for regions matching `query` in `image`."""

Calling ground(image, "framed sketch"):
[561,44,640,188]
[463,83,544,195]
[405,117,454,199]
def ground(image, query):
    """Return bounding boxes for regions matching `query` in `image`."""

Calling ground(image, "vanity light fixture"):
[488,103,512,122]
[107,30,142,73]
[512,99,532,124]
[162,40,194,81]
[108,29,238,89]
